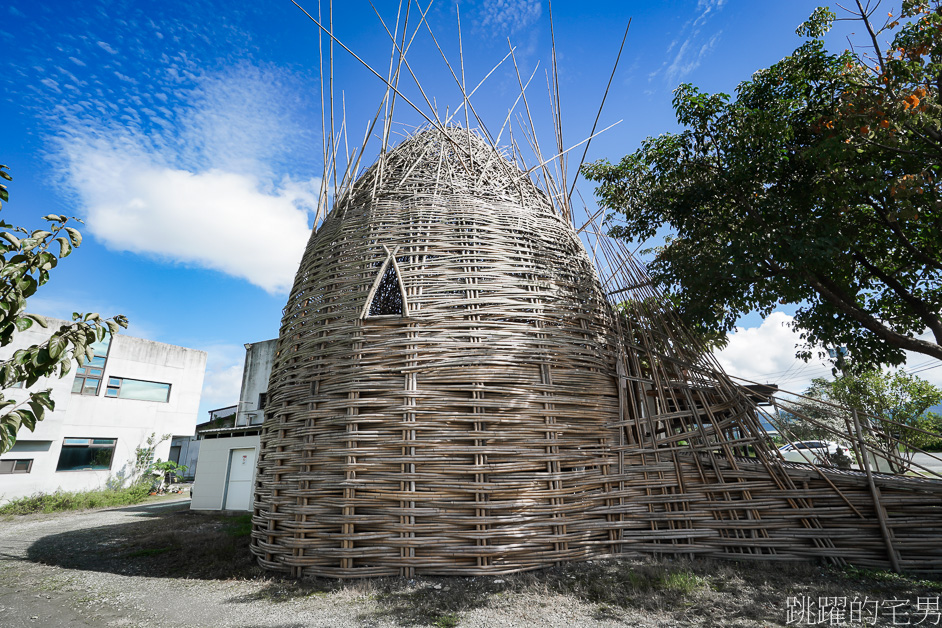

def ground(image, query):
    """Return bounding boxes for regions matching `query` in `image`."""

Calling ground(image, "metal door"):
[223,447,256,510]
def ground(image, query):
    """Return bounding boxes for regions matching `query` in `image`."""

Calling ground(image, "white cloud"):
[59,133,317,294]
[96,40,117,54]
[54,64,321,294]
[664,31,721,86]
[649,0,725,85]
[714,311,833,394]
[478,0,542,36]
[199,344,246,413]
[715,312,942,394]
[901,331,942,390]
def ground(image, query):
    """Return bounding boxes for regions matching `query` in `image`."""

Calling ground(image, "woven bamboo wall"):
[252,129,625,577]
[251,127,942,578]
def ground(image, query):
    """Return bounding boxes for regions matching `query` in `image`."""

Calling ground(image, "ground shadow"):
[26,503,263,580]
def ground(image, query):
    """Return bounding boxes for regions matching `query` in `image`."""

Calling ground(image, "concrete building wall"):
[190,434,260,510]
[0,316,206,503]
[235,339,277,427]
[169,435,200,479]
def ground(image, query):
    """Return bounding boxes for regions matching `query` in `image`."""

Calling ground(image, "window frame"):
[71,335,113,396]
[104,377,172,403]
[55,438,117,472]
[0,459,33,474]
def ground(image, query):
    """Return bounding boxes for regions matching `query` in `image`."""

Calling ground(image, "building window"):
[0,459,33,474]
[104,377,171,402]
[56,438,116,471]
[258,392,267,410]
[71,335,112,396]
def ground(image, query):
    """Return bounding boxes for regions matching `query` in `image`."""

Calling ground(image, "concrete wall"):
[169,435,200,479]
[189,434,260,511]
[0,316,206,503]
[235,339,277,427]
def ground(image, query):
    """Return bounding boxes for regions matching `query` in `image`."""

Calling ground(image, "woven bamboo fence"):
[250,126,942,578]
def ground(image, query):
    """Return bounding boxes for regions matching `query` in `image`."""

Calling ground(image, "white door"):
[223,447,256,510]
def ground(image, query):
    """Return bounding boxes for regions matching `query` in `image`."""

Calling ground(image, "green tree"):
[779,369,942,472]
[825,368,942,468]
[0,164,128,452]
[776,378,852,445]
[583,1,942,371]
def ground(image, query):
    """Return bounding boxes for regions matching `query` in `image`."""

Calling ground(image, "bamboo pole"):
[852,408,902,572]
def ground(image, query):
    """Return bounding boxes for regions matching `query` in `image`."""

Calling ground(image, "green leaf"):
[0,167,11,182]
[32,347,50,369]
[1,232,20,247]
[25,314,47,328]
[64,227,82,247]
[14,317,33,332]
[4,410,23,432]
[25,402,43,430]
[56,237,72,258]
[47,334,66,359]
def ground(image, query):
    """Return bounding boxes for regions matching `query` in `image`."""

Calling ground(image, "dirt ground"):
[1,498,939,627]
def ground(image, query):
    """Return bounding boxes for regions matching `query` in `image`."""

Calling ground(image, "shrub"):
[0,483,151,515]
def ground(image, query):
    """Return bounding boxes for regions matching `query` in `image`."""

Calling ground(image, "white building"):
[0,316,207,503]
[234,339,276,428]
[190,339,275,511]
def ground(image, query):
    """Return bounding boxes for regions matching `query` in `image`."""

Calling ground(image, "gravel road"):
[4,499,936,627]
[0,500,663,628]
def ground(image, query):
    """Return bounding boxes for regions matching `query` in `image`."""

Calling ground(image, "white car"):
[778,441,851,466]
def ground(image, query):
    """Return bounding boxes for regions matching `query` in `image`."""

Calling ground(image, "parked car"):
[778,441,853,467]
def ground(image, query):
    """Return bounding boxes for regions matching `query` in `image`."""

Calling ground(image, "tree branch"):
[802,266,942,360]
[867,200,942,271]
[851,248,942,343]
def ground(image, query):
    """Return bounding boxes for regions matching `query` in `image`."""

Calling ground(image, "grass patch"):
[223,514,253,538]
[838,565,942,589]
[661,569,708,594]
[433,613,459,628]
[0,484,151,515]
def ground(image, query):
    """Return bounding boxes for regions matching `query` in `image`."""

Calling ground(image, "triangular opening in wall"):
[367,262,404,316]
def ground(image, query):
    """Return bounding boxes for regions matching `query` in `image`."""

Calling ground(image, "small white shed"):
[189,427,261,511]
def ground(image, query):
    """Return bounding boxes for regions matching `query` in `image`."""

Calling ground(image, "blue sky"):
[4,0,936,417]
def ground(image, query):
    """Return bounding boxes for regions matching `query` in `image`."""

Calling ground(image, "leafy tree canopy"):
[583,1,942,371]
[813,368,941,470]
[0,164,127,452]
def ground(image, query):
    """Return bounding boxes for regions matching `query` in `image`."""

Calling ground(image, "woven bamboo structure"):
[251,126,942,578]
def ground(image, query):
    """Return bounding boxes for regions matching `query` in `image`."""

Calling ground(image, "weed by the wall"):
[0,484,150,515]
